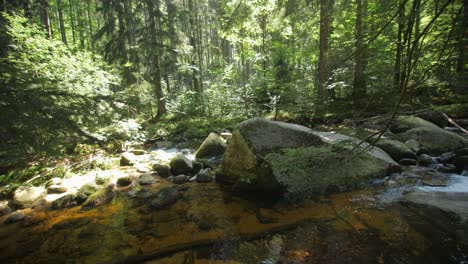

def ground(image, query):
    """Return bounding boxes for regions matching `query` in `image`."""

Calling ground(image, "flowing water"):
[1,167,467,263]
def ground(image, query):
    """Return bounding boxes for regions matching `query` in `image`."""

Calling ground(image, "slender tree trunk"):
[40,0,52,38]
[86,0,94,54]
[69,0,76,45]
[353,0,366,98]
[393,0,405,92]
[146,0,166,118]
[317,0,333,103]
[56,0,67,45]
[457,0,467,74]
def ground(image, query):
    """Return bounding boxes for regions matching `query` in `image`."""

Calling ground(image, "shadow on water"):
[0,180,466,264]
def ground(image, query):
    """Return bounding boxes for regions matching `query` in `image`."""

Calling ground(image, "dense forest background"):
[0,0,467,169]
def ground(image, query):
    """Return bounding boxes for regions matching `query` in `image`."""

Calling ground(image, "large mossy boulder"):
[390,116,440,133]
[195,133,227,159]
[373,139,416,161]
[217,118,396,195]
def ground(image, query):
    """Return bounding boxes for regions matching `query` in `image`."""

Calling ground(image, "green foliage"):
[0,13,119,156]
[148,117,243,142]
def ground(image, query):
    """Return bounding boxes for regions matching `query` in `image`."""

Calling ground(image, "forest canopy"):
[0,0,467,161]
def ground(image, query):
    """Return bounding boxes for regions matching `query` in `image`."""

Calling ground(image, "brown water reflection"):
[0,182,466,263]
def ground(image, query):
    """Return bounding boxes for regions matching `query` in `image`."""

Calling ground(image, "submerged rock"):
[196,169,213,183]
[139,174,156,185]
[51,193,88,209]
[172,175,189,184]
[81,186,115,210]
[195,133,227,159]
[149,187,182,210]
[4,211,25,224]
[169,154,193,176]
[13,186,46,208]
[217,118,396,195]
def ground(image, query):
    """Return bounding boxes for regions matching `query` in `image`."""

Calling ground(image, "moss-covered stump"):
[217,118,396,196]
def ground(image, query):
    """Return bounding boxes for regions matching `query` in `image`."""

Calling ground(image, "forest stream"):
[1,143,467,264]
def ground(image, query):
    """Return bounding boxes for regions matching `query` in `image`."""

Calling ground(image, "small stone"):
[191,161,203,174]
[439,152,456,164]
[117,176,133,187]
[131,149,146,155]
[170,153,193,175]
[135,164,151,173]
[172,175,189,184]
[153,164,171,178]
[120,152,137,166]
[417,154,434,166]
[398,158,418,166]
[196,169,213,183]
[0,201,12,216]
[4,211,25,224]
[47,185,68,194]
[139,174,156,185]
[436,165,458,174]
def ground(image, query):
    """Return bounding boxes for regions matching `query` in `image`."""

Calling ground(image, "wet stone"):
[139,173,156,185]
[398,158,418,166]
[153,164,171,178]
[417,154,434,166]
[47,185,68,194]
[0,201,12,216]
[172,175,189,184]
[439,152,456,164]
[4,211,25,224]
[149,187,182,210]
[196,169,213,183]
[117,176,133,187]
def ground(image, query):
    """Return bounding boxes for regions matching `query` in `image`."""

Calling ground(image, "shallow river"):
[0,173,467,263]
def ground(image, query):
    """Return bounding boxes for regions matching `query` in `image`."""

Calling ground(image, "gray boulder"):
[217,118,396,195]
[139,173,156,185]
[374,139,416,161]
[390,116,440,133]
[13,186,46,208]
[169,153,193,176]
[415,110,448,128]
[149,187,182,210]
[195,133,227,159]
[391,126,468,154]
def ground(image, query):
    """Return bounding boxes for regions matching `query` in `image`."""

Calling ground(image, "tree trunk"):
[393,0,405,92]
[317,0,333,103]
[457,0,467,74]
[146,0,166,118]
[40,0,52,38]
[56,0,67,45]
[353,0,366,98]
